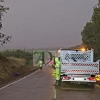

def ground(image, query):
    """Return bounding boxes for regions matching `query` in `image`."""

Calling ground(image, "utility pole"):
[24,47,26,58]
[33,50,34,67]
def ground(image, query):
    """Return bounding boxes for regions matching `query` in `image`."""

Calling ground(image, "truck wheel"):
[90,83,95,88]
[88,82,95,88]
[61,81,64,86]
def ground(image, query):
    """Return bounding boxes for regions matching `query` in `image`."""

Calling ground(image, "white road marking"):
[0,69,39,91]
[53,87,56,99]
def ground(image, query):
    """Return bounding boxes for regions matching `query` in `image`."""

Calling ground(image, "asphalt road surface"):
[55,84,100,100]
[0,66,100,100]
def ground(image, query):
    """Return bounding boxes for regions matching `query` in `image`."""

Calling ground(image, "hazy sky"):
[1,0,98,49]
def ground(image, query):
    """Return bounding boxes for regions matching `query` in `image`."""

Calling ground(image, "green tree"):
[81,22,96,49]
[91,0,100,59]
[81,0,100,60]
[0,0,11,46]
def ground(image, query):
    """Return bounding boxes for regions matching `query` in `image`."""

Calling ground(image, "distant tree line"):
[0,50,33,65]
[0,49,54,66]
[81,0,100,61]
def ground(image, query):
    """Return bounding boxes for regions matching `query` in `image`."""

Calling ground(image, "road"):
[0,66,100,100]
[55,84,100,100]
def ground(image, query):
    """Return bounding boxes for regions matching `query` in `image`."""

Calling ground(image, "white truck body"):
[60,49,99,83]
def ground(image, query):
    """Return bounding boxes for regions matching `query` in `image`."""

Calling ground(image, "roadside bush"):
[0,50,33,66]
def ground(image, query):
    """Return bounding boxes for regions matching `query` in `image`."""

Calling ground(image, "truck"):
[59,48,99,88]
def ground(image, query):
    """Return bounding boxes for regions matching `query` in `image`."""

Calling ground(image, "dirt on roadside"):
[0,55,39,88]
[0,66,39,88]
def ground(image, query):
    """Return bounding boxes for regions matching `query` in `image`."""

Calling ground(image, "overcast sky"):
[1,0,98,49]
